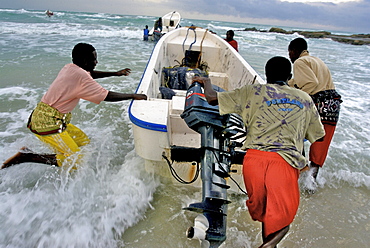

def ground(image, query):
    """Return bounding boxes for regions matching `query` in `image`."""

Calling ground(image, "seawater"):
[0,8,369,248]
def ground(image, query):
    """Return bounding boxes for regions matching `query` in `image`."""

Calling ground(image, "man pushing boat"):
[2,43,146,169]
[193,56,325,247]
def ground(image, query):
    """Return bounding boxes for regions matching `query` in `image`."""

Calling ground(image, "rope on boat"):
[182,26,197,54]
[195,29,208,69]
[162,149,248,196]
[210,148,249,196]
[162,154,200,184]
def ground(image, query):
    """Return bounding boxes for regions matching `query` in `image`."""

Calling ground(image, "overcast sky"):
[2,0,370,33]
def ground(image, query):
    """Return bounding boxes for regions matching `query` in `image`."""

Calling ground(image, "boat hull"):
[129,27,265,190]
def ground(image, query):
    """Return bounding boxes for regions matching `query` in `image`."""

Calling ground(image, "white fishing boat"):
[149,11,181,41]
[129,26,265,190]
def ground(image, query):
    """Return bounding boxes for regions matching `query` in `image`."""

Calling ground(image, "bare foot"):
[309,165,319,180]
[303,165,319,194]
[1,147,31,169]
[260,225,289,248]
[20,147,33,153]
[300,165,309,172]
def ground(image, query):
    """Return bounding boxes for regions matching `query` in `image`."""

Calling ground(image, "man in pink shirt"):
[2,43,146,169]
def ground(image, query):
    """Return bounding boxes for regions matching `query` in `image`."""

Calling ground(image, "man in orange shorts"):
[2,43,147,169]
[193,56,324,247]
[288,38,342,182]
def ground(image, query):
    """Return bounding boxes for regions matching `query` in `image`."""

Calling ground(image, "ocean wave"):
[326,170,370,188]
[0,149,159,248]
[0,21,142,39]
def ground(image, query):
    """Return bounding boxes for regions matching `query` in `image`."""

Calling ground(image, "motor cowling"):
[181,82,225,133]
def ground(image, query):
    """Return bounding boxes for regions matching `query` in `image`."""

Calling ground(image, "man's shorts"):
[243,149,300,237]
[35,123,90,167]
[309,123,336,167]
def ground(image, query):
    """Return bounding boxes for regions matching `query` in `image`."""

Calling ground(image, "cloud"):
[1,0,369,33]
[282,0,361,2]
[169,0,370,32]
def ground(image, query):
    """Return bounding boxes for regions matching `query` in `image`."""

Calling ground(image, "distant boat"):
[45,10,53,17]
[149,11,181,41]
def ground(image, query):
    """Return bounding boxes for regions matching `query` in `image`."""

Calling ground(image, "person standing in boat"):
[2,43,147,169]
[143,25,149,41]
[288,37,342,183]
[225,30,238,52]
[192,56,324,248]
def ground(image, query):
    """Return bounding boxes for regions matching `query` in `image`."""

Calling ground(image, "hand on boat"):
[116,68,131,76]
[192,76,210,86]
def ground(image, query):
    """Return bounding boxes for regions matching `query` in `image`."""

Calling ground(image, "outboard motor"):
[181,82,246,248]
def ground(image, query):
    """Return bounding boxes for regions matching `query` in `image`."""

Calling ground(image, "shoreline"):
[239,27,370,46]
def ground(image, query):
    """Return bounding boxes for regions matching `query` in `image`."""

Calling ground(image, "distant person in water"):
[2,43,147,170]
[288,37,342,184]
[225,30,238,52]
[45,10,53,17]
[143,25,149,41]
[193,56,324,248]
